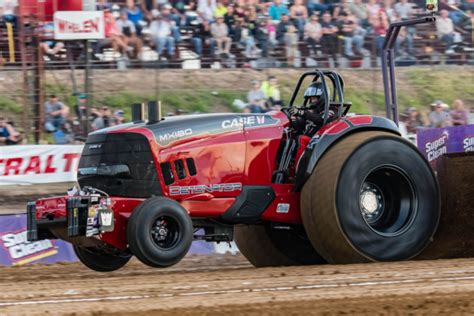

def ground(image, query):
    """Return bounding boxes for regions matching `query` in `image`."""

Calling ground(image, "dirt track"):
[1,254,474,315]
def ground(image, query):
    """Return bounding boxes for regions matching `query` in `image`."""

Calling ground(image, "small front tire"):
[127,197,193,268]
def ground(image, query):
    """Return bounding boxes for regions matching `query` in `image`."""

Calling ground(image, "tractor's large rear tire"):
[74,246,131,272]
[301,131,440,264]
[234,223,326,267]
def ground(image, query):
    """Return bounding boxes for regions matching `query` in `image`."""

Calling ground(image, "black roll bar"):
[382,15,436,125]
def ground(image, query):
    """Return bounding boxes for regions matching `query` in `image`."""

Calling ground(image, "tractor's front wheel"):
[234,223,326,267]
[127,197,193,268]
[74,246,131,272]
[301,131,440,263]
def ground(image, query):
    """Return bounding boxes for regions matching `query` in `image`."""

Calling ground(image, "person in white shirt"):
[304,14,322,56]
[436,9,461,53]
[198,0,216,22]
[211,16,232,56]
[0,0,17,25]
[150,14,176,58]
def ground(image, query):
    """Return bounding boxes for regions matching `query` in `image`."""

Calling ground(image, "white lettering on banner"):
[464,136,474,152]
[54,11,105,40]
[0,145,83,185]
[1,231,55,262]
[425,132,448,162]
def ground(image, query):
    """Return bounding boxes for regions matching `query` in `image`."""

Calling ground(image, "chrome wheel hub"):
[360,183,384,222]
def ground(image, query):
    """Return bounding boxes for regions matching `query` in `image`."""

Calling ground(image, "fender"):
[295,115,400,190]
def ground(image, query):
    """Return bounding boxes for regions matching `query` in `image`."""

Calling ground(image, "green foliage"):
[0,95,21,114]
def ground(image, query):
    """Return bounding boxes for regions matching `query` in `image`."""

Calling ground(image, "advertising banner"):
[54,11,105,40]
[0,214,228,266]
[0,214,77,266]
[0,145,83,185]
[416,124,474,169]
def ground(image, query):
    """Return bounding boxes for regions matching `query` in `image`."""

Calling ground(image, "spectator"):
[394,0,413,20]
[366,0,381,20]
[150,14,176,58]
[1,0,17,27]
[307,0,332,17]
[268,0,289,22]
[304,15,322,56]
[198,0,217,22]
[116,12,143,60]
[450,99,469,126]
[429,101,452,128]
[191,19,214,57]
[211,16,233,57]
[254,19,271,57]
[247,80,266,113]
[404,107,425,133]
[113,110,126,125]
[41,22,65,57]
[224,5,237,40]
[276,13,292,45]
[161,5,182,43]
[101,11,129,57]
[436,9,460,54]
[92,107,112,131]
[284,24,299,65]
[320,12,339,60]
[214,0,228,18]
[460,0,474,12]
[370,10,389,56]
[44,95,69,132]
[383,0,396,22]
[339,12,364,57]
[261,76,283,109]
[75,94,88,121]
[290,0,308,36]
[349,0,368,25]
[0,117,20,145]
[126,1,145,36]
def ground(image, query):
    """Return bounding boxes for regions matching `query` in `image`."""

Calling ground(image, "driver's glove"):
[289,107,305,117]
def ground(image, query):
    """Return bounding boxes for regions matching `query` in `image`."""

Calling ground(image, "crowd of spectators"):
[2,0,472,67]
[42,94,126,144]
[400,98,472,134]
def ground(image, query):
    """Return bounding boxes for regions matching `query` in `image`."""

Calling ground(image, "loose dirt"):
[0,255,473,315]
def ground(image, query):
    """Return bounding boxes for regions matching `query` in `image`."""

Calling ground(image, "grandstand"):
[0,0,473,70]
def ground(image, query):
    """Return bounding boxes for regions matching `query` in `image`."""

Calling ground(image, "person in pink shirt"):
[450,99,469,126]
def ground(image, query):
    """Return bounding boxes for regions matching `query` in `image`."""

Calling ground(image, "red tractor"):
[27,70,440,271]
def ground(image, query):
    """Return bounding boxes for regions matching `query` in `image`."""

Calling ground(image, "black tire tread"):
[234,224,297,267]
[74,246,131,272]
[301,131,394,264]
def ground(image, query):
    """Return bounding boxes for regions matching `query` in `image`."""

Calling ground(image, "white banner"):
[54,11,105,40]
[0,145,84,185]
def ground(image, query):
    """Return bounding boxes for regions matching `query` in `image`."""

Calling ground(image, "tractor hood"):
[89,112,285,148]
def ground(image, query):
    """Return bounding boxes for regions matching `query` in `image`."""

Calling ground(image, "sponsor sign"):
[54,11,105,40]
[416,124,474,169]
[0,145,83,185]
[0,214,77,266]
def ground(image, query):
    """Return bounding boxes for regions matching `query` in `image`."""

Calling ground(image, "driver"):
[288,82,335,136]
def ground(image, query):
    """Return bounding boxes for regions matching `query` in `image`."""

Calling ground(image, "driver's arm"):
[290,108,324,126]
[302,110,324,126]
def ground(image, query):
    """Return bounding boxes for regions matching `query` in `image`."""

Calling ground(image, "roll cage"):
[287,70,352,125]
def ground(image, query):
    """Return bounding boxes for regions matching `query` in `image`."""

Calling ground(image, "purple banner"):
[416,124,474,169]
[0,214,77,266]
[0,214,217,266]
